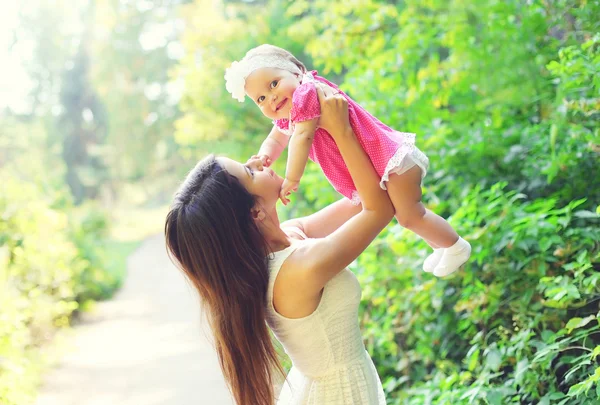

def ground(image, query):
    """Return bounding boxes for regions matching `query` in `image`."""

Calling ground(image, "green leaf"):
[467,347,480,371]
[576,250,588,263]
[486,348,502,371]
[567,381,587,397]
[542,330,555,342]
[515,359,529,384]
[486,390,504,405]
[591,346,600,361]
[546,60,561,72]
[550,124,558,155]
[565,315,596,333]
[574,210,599,219]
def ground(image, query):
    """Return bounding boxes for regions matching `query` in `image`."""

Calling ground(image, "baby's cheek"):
[260,106,272,119]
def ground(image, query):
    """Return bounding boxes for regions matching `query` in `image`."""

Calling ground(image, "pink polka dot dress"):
[274,71,429,204]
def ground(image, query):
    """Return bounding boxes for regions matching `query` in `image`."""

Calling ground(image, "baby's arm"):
[257,125,289,166]
[280,118,318,205]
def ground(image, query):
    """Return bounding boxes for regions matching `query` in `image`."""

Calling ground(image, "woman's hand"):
[315,84,351,138]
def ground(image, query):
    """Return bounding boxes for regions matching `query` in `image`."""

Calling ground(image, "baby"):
[225,44,470,277]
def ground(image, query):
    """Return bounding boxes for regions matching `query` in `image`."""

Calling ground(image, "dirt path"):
[34,234,234,405]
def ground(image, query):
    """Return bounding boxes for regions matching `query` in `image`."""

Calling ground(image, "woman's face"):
[217,156,283,209]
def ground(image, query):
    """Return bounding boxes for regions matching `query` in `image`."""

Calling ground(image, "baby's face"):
[245,67,301,120]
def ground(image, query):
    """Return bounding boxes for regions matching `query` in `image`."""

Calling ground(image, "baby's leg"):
[386,166,458,247]
[386,166,470,276]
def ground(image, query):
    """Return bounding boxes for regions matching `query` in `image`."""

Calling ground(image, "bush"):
[0,117,121,405]
[356,184,599,404]
[0,174,81,405]
[68,203,122,304]
[353,15,600,405]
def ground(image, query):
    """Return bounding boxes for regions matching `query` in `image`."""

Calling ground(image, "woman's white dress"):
[266,239,386,404]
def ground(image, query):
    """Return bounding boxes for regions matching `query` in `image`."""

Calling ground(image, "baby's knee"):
[395,204,426,228]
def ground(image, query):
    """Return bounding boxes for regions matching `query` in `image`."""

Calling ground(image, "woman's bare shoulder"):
[272,238,324,318]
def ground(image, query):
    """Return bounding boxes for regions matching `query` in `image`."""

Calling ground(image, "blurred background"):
[1,0,599,404]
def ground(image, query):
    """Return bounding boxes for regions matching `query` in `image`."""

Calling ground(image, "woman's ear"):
[251,206,266,223]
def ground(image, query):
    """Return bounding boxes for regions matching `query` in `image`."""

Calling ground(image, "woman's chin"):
[273,177,284,200]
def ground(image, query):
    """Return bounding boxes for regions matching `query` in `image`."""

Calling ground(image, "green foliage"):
[0,172,80,405]
[174,0,313,163]
[92,0,183,185]
[0,116,129,405]
[1,1,186,404]
[68,203,122,304]
[356,184,599,404]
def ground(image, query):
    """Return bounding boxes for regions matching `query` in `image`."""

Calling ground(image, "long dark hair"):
[164,155,284,405]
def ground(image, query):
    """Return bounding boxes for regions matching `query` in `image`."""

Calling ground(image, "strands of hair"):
[165,155,284,405]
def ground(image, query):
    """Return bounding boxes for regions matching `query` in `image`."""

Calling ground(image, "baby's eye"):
[257,96,265,103]
[245,165,255,177]
[270,80,278,89]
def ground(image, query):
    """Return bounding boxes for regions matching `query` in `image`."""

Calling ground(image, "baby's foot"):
[423,249,443,273]
[433,238,471,277]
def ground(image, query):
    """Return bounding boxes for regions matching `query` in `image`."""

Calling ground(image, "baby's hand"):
[279,178,300,205]
[250,154,272,167]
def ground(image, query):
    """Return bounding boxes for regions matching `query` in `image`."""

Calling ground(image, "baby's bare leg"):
[386,166,470,276]
[386,166,458,247]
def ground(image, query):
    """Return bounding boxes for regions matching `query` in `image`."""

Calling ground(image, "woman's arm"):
[285,85,394,293]
[257,125,289,165]
[281,198,361,238]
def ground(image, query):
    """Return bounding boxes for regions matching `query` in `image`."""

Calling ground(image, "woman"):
[165,84,394,404]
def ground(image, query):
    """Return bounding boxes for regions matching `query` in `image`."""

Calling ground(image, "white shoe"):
[433,238,471,277]
[423,249,443,273]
